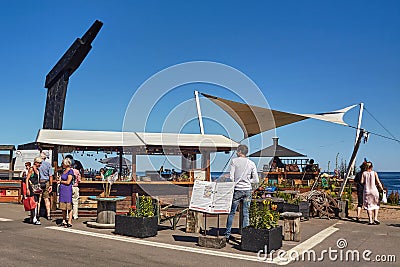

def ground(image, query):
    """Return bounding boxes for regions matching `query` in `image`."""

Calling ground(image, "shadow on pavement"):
[172,235,198,243]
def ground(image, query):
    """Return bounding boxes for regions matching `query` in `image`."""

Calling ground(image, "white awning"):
[36,129,239,151]
[135,132,238,149]
[36,129,144,147]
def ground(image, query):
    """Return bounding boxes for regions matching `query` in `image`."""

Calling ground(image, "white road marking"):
[273,223,339,265]
[0,218,13,221]
[46,223,339,265]
[46,226,264,262]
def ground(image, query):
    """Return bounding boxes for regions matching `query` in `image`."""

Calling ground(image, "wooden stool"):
[281,212,302,242]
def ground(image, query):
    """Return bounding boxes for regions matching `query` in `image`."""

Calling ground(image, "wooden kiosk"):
[35,129,239,213]
[0,145,22,203]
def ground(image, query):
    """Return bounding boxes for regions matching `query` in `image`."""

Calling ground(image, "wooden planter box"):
[241,226,283,253]
[114,215,158,238]
[283,201,310,219]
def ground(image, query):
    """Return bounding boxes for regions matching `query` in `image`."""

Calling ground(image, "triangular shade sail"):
[202,93,356,138]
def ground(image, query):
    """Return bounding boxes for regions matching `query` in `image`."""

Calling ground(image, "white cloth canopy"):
[135,132,238,148]
[35,129,143,147]
[202,93,357,138]
[36,129,239,152]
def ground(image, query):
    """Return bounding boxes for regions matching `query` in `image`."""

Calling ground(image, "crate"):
[6,190,19,196]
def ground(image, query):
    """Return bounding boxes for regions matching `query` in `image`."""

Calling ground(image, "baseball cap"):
[40,151,50,159]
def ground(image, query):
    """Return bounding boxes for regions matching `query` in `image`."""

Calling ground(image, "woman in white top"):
[361,162,384,225]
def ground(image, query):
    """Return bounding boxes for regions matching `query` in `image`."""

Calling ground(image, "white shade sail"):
[202,93,357,138]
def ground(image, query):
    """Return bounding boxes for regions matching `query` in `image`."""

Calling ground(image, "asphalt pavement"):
[0,203,398,266]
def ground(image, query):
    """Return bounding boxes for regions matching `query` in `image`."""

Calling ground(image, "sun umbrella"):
[99,156,132,169]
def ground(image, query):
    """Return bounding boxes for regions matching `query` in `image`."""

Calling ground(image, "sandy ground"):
[348,203,400,222]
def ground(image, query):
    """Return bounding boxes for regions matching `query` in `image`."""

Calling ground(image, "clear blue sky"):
[0,1,399,171]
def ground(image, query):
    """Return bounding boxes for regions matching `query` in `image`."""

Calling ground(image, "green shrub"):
[249,199,279,229]
[388,191,399,205]
[128,196,155,217]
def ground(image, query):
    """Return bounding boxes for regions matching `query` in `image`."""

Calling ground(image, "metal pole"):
[350,103,364,175]
[339,129,364,198]
[195,91,205,135]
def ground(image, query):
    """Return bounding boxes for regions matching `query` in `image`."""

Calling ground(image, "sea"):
[211,172,400,193]
[137,171,400,193]
[378,172,400,194]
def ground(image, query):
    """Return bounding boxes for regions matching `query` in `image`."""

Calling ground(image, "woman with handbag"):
[25,157,43,225]
[361,161,384,225]
[58,157,74,228]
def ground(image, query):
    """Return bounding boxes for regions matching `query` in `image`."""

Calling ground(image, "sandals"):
[33,220,41,225]
[374,220,381,225]
[59,221,72,227]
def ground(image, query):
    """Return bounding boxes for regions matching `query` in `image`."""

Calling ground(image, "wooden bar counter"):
[77,180,194,211]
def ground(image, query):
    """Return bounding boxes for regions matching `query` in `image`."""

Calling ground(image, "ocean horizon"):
[136,171,399,193]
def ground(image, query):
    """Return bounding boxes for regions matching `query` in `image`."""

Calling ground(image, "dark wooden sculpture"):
[43,20,103,130]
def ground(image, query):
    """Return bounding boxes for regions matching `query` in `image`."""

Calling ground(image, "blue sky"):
[0,1,399,171]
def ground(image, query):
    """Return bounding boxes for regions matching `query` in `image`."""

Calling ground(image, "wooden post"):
[185,153,206,234]
[186,210,204,233]
[118,149,123,180]
[131,153,137,181]
[201,151,211,181]
[8,148,13,180]
[190,154,197,170]
[338,200,348,219]
[282,212,301,241]
[43,20,103,130]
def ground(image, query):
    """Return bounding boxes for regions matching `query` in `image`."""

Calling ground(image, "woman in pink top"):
[361,162,384,225]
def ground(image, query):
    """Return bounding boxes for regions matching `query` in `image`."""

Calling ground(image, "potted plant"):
[101,168,118,197]
[114,195,158,238]
[283,198,310,219]
[241,199,283,253]
[275,192,310,219]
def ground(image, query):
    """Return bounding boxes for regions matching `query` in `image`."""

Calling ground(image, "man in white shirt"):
[225,144,259,242]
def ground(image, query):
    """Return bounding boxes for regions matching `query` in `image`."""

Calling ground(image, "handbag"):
[382,190,388,204]
[31,184,43,194]
[30,171,43,194]
[23,196,37,211]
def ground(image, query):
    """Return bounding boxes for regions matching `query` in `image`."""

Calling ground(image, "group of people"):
[269,156,317,172]
[354,160,385,225]
[21,153,82,227]
[224,144,387,244]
